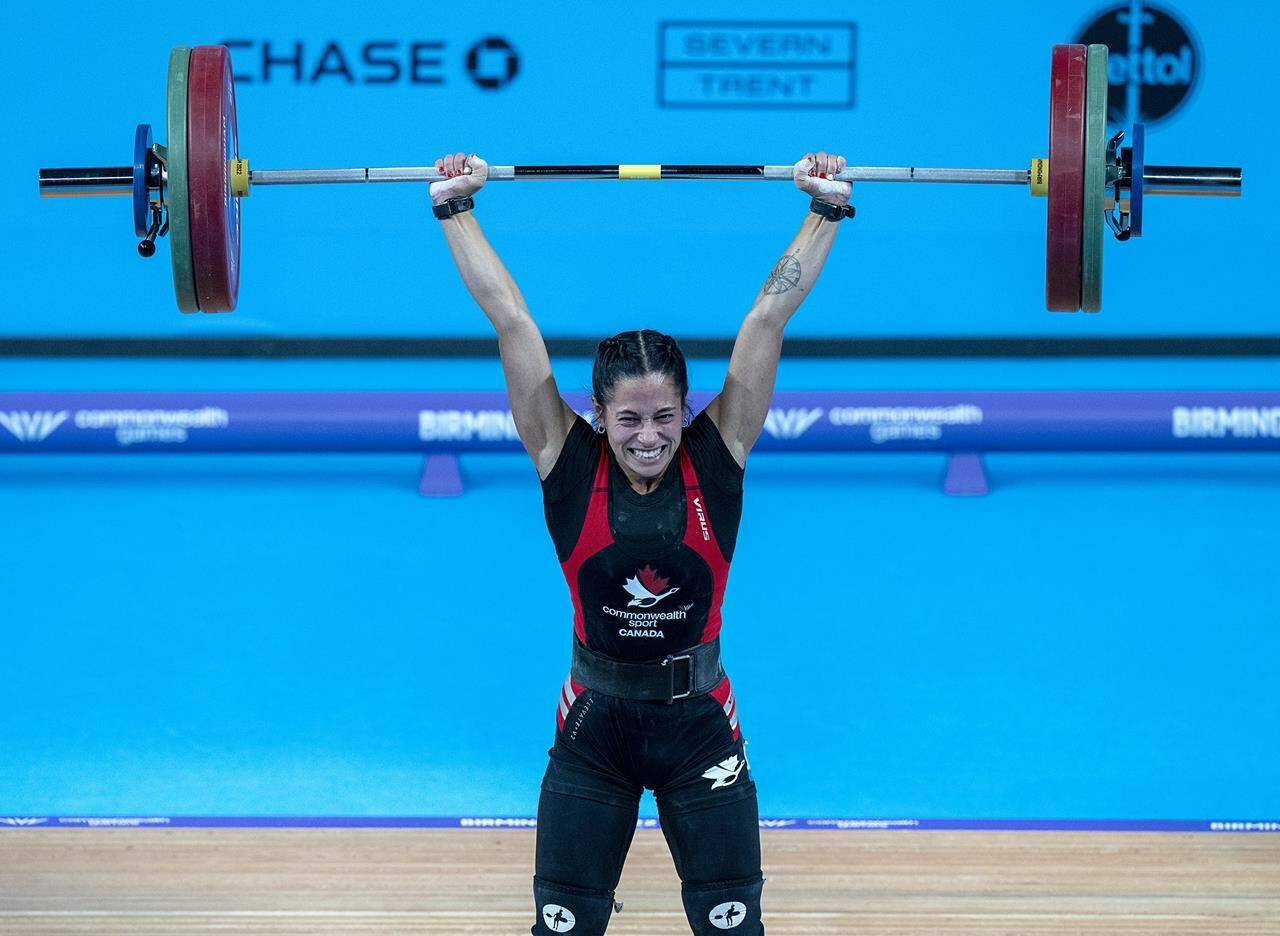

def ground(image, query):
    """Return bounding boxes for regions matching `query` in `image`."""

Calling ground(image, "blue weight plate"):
[133,123,152,237]
[1130,122,1145,238]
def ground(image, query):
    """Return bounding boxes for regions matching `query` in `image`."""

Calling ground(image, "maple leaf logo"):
[638,565,668,595]
[622,565,680,608]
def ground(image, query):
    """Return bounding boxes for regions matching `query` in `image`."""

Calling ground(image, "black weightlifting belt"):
[571,637,724,705]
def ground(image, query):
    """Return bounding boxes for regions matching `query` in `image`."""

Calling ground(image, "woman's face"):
[595,373,684,484]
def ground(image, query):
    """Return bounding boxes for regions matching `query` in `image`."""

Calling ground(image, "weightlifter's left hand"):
[430,152,488,205]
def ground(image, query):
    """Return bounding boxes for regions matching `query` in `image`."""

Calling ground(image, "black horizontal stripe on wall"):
[2,336,1279,358]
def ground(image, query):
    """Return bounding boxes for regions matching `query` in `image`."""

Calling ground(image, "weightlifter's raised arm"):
[429,152,576,478]
[705,152,854,466]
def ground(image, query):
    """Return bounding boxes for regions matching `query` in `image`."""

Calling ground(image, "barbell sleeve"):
[1141,166,1243,197]
[38,167,135,197]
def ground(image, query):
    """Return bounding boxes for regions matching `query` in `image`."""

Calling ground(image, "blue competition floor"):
[1,357,1278,822]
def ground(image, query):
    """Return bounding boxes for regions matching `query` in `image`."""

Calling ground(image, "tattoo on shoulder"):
[763,254,802,295]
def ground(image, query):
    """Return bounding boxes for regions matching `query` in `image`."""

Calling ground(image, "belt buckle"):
[661,652,693,704]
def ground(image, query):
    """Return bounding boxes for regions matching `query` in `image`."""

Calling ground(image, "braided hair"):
[591,329,690,422]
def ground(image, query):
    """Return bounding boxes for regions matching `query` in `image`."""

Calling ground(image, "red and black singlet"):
[541,411,744,663]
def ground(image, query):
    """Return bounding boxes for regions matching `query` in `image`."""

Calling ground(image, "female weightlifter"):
[430,151,852,935]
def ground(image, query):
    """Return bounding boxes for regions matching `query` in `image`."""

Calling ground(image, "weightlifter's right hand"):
[430,153,488,205]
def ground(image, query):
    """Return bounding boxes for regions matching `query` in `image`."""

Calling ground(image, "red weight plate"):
[187,45,240,312]
[1045,44,1087,312]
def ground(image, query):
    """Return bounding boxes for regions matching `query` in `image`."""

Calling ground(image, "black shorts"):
[536,684,760,894]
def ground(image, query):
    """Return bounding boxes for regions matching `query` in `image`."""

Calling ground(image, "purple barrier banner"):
[1,391,1279,453]
[2,815,1277,832]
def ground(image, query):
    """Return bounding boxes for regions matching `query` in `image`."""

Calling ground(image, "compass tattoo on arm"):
[763,253,802,295]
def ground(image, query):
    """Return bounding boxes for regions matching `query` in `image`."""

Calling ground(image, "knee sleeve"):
[681,874,765,933]
[532,876,618,935]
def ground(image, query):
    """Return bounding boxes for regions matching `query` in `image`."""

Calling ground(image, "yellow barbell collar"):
[231,157,250,197]
[1030,158,1048,197]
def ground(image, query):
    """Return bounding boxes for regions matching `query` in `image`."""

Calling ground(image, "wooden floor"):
[1,829,1276,934]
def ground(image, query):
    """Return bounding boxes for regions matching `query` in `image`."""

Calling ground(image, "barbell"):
[38,43,1241,315]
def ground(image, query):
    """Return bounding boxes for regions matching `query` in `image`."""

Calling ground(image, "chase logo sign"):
[222,37,519,90]
[658,21,856,109]
[466,37,520,90]
[1076,3,1200,126]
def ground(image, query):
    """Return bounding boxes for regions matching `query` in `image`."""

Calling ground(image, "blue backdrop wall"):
[10,0,1274,338]
[3,2,1278,824]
